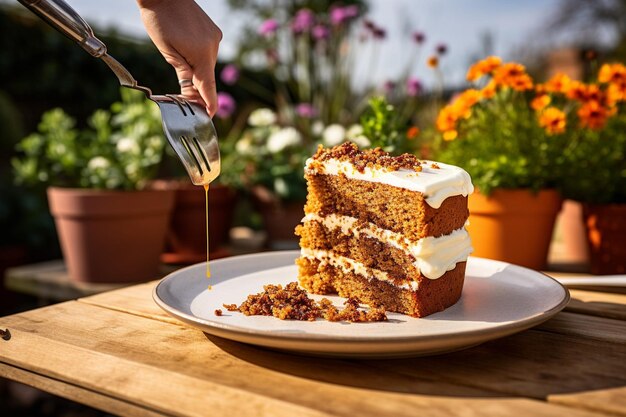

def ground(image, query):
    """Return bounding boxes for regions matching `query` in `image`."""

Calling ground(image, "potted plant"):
[433,57,567,269]
[12,89,174,283]
[552,63,626,274]
[217,5,441,247]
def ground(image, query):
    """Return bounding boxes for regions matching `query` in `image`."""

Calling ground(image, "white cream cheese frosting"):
[304,158,474,209]
[300,248,420,291]
[302,213,473,280]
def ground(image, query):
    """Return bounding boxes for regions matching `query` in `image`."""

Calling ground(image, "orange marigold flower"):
[541,73,573,94]
[427,55,439,68]
[578,100,611,130]
[493,62,533,91]
[443,130,458,141]
[406,126,420,139]
[567,82,607,104]
[480,80,497,99]
[436,105,457,132]
[466,56,502,82]
[455,89,482,108]
[598,63,626,84]
[539,107,566,135]
[493,63,526,84]
[531,94,551,111]
[510,74,534,91]
[607,81,626,104]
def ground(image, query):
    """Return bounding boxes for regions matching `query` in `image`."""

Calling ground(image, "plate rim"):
[153,251,570,345]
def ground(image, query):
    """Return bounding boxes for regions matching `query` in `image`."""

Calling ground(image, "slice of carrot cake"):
[295,142,474,317]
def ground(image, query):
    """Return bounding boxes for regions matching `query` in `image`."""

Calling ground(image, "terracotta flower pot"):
[467,189,562,270]
[552,199,589,264]
[251,186,304,250]
[151,180,237,264]
[47,187,175,283]
[583,203,626,275]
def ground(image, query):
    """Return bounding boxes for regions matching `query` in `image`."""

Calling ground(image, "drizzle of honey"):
[203,183,211,279]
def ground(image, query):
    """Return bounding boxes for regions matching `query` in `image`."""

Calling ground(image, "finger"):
[172,64,206,107]
[192,60,219,117]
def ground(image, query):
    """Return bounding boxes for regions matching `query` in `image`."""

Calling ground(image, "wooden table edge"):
[0,362,172,417]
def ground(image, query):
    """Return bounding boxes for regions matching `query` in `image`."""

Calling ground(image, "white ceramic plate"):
[154,251,569,358]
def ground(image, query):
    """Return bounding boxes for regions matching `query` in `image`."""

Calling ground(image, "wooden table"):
[1,278,625,417]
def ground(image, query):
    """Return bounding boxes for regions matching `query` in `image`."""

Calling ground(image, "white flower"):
[353,135,371,148]
[236,137,253,154]
[87,156,110,171]
[52,143,66,155]
[346,124,363,140]
[116,137,140,154]
[124,162,139,177]
[312,120,325,137]
[267,127,302,153]
[248,108,277,127]
[322,124,346,147]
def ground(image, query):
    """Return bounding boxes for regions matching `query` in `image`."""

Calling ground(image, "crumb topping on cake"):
[311,142,422,173]
[223,282,387,322]
[305,142,474,209]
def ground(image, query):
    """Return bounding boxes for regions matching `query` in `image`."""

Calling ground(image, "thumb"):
[192,60,219,117]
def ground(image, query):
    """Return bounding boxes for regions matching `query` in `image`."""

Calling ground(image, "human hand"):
[137,0,222,115]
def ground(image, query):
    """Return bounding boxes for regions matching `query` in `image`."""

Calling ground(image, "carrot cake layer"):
[297,256,467,318]
[297,213,472,280]
[297,143,473,317]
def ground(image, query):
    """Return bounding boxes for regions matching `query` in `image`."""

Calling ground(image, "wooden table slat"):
[0,300,613,417]
[0,363,169,417]
[566,290,626,321]
[2,273,626,417]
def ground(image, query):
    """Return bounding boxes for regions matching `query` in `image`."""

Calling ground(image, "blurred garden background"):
[2,0,626,414]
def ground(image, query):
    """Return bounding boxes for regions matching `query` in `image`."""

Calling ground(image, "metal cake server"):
[18,0,220,186]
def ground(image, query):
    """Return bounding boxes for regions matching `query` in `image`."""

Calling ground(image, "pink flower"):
[259,19,279,37]
[383,80,396,93]
[216,92,236,118]
[413,31,426,44]
[406,77,422,96]
[296,103,318,118]
[372,26,386,39]
[343,5,359,19]
[220,64,239,85]
[292,8,315,34]
[312,24,330,40]
[330,5,359,26]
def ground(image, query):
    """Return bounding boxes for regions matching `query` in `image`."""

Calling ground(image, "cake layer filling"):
[304,173,469,241]
[301,213,472,279]
[305,157,474,209]
[297,256,467,317]
[300,248,419,291]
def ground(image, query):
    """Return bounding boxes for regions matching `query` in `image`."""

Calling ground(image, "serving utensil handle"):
[17,0,107,57]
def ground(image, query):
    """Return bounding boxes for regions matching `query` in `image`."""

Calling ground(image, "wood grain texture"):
[0,363,168,417]
[567,290,626,321]
[77,280,626,416]
[537,311,626,344]
[551,387,626,417]
[0,301,611,417]
[78,281,176,324]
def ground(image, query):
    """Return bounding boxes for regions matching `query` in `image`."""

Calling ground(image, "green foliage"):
[360,96,418,155]
[232,110,312,201]
[12,89,166,190]
[434,89,568,195]
[559,114,626,203]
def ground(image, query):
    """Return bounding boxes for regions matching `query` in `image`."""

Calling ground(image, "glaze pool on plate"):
[153,251,569,358]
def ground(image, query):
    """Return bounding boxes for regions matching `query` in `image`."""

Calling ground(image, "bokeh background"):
[1,0,625,414]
